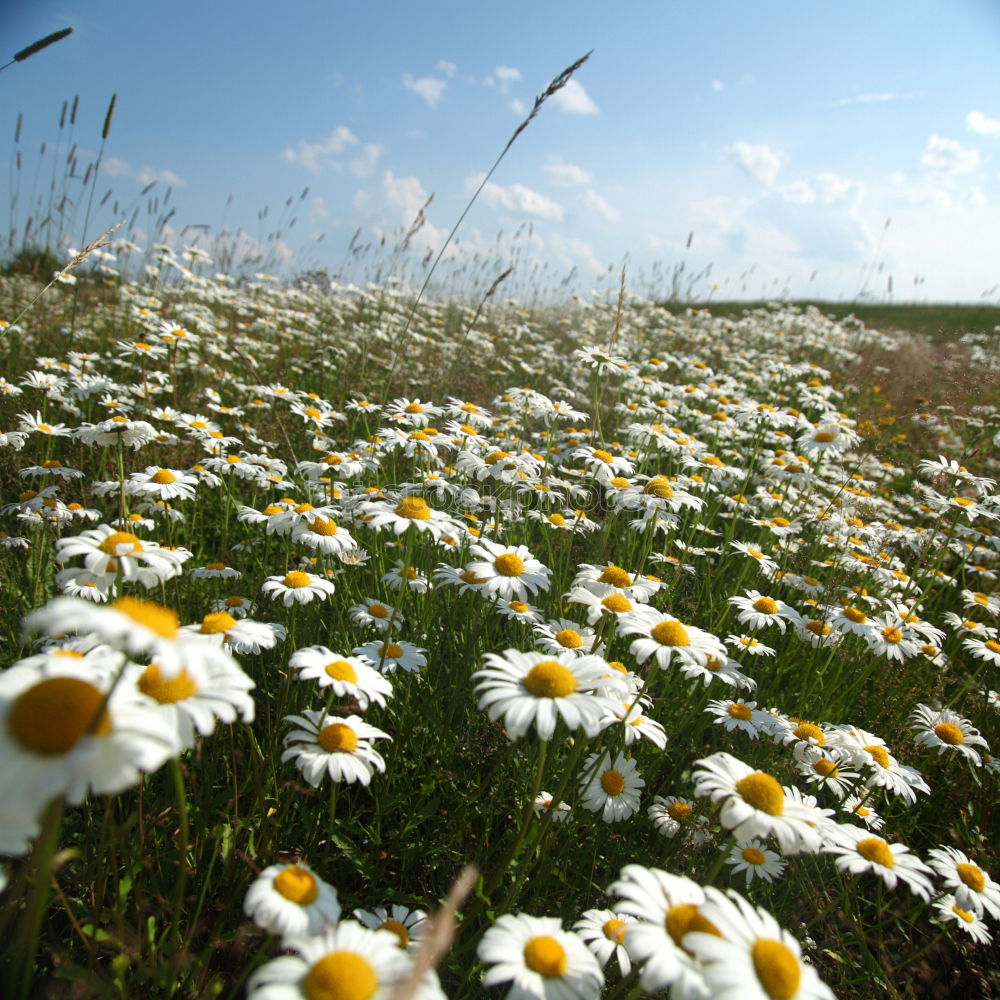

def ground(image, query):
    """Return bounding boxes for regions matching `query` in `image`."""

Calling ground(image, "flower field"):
[0,256,998,999]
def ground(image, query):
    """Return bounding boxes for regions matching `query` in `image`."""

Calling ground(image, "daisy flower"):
[910,704,989,767]
[728,591,801,633]
[564,586,637,625]
[824,825,934,899]
[477,912,604,1000]
[495,600,543,624]
[730,540,779,575]
[618,608,726,671]
[573,909,631,976]
[533,618,598,658]
[579,752,645,823]
[532,791,571,822]
[261,570,336,606]
[381,560,432,593]
[0,657,177,815]
[927,845,1000,919]
[605,865,710,996]
[962,635,1000,667]
[705,698,768,739]
[288,648,393,710]
[184,612,285,654]
[839,795,884,832]
[55,524,190,585]
[932,895,993,944]
[243,861,341,939]
[124,646,255,749]
[125,466,198,501]
[726,634,776,657]
[353,639,427,675]
[290,513,358,556]
[353,904,428,952]
[247,920,444,1000]
[601,696,668,748]
[358,495,459,540]
[281,710,391,787]
[686,886,835,1000]
[792,744,860,799]
[727,840,787,885]
[472,650,626,742]
[348,598,403,633]
[465,539,552,603]
[692,752,823,854]
[647,795,710,844]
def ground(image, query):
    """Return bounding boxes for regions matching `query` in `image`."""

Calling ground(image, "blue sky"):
[4,0,1000,301]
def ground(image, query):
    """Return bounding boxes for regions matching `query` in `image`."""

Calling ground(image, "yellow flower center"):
[609,477,631,489]
[881,627,903,643]
[602,918,627,945]
[523,935,567,978]
[727,703,753,721]
[665,903,721,950]
[368,604,389,619]
[112,596,179,638]
[793,723,825,745]
[592,449,614,463]
[404,402,424,414]
[805,621,831,637]
[317,723,359,753]
[394,497,431,521]
[225,596,246,608]
[667,801,692,822]
[547,513,567,526]
[379,919,410,948]
[311,517,338,536]
[814,431,834,443]
[742,847,767,865]
[523,661,577,698]
[152,469,177,485]
[273,865,319,905]
[138,664,198,703]
[651,621,690,646]
[956,863,985,893]
[752,597,779,615]
[985,640,1000,654]
[643,477,674,498]
[324,661,358,683]
[857,837,895,868]
[8,677,111,754]
[99,531,144,555]
[484,451,510,465]
[381,643,403,660]
[864,745,890,768]
[284,571,312,588]
[735,772,784,815]
[843,607,867,624]
[771,516,791,527]
[952,904,975,923]
[812,759,839,778]
[494,553,525,577]
[509,601,530,613]
[556,629,583,649]
[601,769,626,795]
[200,611,237,634]
[601,595,633,613]
[752,938,801,999]
[302,950,377,1000]
[933,723,964,745]
[598,565,632,588]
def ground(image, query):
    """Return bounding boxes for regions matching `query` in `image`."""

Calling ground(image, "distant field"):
[675,301,1000,342]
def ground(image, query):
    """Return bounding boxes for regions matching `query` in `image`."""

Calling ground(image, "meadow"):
[0,237,998,1000]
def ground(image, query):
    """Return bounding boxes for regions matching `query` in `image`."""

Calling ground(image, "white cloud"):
[582,189,621,222]
[549,233,603,272]
[349,143,382,178]
[97,156,185,187]
[136,166,186,187]
[551,79,599,116]
[966,110,1000,137]
[403,73,447,107]
[469,173,564,221]
[485,65,522,94]
[815,172,853,203]
[436,59,457,78]
[711,79,724,92]
[921,134,980,175]
[725,141,784,186]
[777,180,816,204]
[835,91,921,106]
[282,125,360,173]
[543,161,593,187]
[508,98,527,116]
